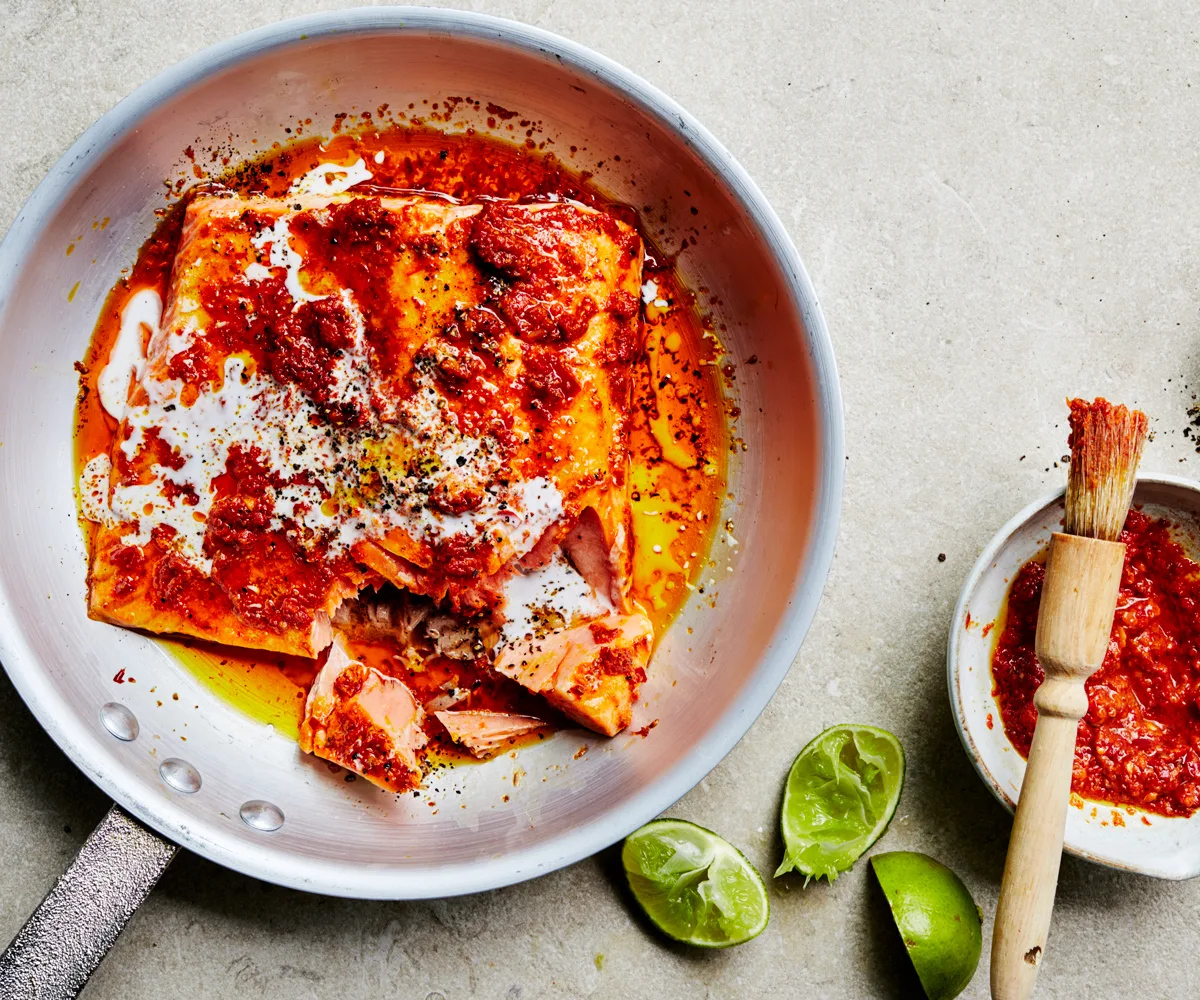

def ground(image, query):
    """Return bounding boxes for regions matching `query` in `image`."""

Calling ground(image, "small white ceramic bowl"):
[949,474,1200,879]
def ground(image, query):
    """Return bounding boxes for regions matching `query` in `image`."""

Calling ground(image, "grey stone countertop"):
[2,1,1198,997]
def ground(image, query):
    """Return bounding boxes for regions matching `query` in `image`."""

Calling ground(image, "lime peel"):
[775,723,905,881]
[622,818,769,948]
[871,851,982,1000]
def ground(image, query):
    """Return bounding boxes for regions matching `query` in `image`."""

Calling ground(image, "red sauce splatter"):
[109,543,146,599]
[992,509,1200,817]
[486,102,519,121]
[290,197,417,381]
[200,445,350,633]
[471,202,628,345]
[521,345,580,410]
[982,621,993,638]
[113,668,126,683]
[985,713,994,730]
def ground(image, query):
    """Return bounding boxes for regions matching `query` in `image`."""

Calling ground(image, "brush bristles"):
[1063,398,1148,542]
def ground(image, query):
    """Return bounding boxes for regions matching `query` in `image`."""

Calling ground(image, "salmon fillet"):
[84,192,643,656]
[299,637,427,791]
[494,612,653,736]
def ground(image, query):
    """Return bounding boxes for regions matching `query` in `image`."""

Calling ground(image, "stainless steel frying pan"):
[0,8,843,997]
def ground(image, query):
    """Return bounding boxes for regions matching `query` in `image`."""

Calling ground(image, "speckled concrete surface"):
[2,1,1199,997]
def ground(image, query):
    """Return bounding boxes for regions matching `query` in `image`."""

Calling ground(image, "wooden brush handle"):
[991,532,1125,1000]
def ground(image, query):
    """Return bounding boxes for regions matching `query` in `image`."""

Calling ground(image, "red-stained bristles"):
[1063,397,1148,542]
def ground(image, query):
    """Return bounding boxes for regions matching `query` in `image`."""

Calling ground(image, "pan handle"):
[0,805,178,1000]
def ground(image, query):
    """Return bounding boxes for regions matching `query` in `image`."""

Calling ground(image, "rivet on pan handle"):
[0,805,177,1000]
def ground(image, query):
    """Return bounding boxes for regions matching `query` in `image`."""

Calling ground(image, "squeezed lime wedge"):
[622,818,769,948]
[775,723,905,881]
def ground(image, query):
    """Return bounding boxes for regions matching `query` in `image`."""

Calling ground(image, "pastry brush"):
[991,397,1147,1000]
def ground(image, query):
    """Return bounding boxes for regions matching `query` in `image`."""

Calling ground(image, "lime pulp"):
[622,818,769,948]
[870,851,982,1000]
[775,723,905,881]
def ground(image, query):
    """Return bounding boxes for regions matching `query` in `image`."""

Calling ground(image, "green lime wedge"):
[622,818,769,948]
[775,723,905,881]
[870,851,982,1000]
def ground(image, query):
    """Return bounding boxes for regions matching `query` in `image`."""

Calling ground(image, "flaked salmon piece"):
[563,506,628,608]
[299,637,427,791]
[330,590,496,663]
[434,710,547,758]
[331,589,429,643]
[494,612,653,736]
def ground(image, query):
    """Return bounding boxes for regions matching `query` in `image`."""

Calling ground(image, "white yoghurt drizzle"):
[98,288,161,419]
[244,219,380,419]
[290,158,373,197]
[499,549,610,646]
[640,278,668,310]
[251,217,323,305]
[85,289,565,577]
[79,453,115,525]
[327,290,385,420]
